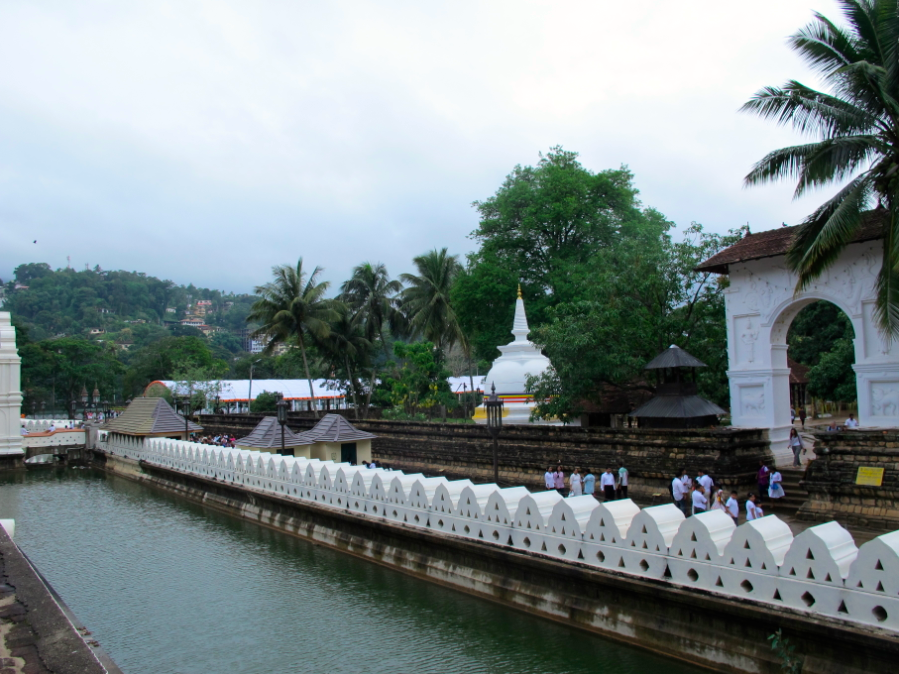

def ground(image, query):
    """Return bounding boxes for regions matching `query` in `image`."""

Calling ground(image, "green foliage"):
[767,629,803,674]
[123,336,226,397]
[17,333,125,417]
[742,1,899,337]
[452,250,519,361]
[251,390,282,413]
[525,223,742,421]
[381,341,455,418]
[788,302,856,402]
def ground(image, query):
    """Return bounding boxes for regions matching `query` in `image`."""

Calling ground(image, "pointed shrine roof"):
[235,417,313,449]
[299,414,377,443]
[629,395,726,419]
[644,345,707,370]
[101,397,203,435]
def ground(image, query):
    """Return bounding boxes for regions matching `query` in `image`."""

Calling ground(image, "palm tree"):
[400,248,465,354]
[319,305,371,419]
[742,0,899,336]
[247,259,340,417]
[340,262,403,355]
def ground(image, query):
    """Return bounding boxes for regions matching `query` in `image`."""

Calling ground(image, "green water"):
[0,468,701,674]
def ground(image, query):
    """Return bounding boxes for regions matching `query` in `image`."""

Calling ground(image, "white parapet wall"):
[103,435,899,633]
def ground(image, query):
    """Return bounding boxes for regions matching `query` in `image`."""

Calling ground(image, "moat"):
[0,468,700,674]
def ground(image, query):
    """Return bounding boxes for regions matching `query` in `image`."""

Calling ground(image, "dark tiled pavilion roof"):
[101,397,203,435]
[695,211,886,275]
[644,345,707,370]
[629,395,726,419]
[235,417,313,449]
[299,414,377,443]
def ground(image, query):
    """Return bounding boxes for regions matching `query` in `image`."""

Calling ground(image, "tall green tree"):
[247,259,340,417]
[400,248,464,355]
[318,304,372,418]
[742,0,899,336]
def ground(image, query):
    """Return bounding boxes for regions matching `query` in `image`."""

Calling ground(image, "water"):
[0,469,701,674]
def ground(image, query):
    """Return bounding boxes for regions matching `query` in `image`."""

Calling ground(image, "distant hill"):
[2,262,257,340]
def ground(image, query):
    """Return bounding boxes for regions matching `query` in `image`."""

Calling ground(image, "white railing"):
[21,419,79,433]
[102,436,899,633]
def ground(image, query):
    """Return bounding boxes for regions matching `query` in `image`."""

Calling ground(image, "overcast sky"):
[0,0,843,294]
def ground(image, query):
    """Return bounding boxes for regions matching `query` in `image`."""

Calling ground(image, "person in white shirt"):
[47,424,56,433]
[672,474,688,514]
[746,494,764,521]
[20,426,28,436]
[691,485,708,515]
[697,469,713,497]
[600,468,616,501]
[725,491,739,524]
[544,466,555,490]
[768,470,784,506]
[845,413,859,428]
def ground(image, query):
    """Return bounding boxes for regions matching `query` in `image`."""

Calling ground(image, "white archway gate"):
[698,227,899,461]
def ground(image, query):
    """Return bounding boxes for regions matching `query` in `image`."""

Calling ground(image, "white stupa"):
[473,288,564,425]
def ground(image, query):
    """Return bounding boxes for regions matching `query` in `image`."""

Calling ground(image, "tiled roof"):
[644,345,707,370]
[695,211,886,275]
[629,394,726,419]
[299,414,377,443]
[235,417,313,449]
[788,357,810,385]
[101,397,203,435]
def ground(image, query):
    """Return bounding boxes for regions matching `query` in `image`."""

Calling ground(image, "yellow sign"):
[856,466,885,487]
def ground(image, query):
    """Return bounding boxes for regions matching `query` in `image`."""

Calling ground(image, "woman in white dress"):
[768,469,784,507]
[569,467,583,497]
[710,489,727,512]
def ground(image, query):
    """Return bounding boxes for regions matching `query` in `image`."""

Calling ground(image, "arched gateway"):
[697,217,899,457]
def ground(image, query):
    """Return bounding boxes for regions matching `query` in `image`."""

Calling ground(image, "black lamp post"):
[178,394,191,438]
[276,397,289,456]
[485,383,504,484]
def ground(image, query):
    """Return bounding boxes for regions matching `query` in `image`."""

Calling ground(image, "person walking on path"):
[691,484,708,515]
[600,468,616,501]
[756,461,770,502]
[725,491,740,525]
[768,469,784,506]
[789,428,803,467]
[553,466,566,496]
[798,407,807,429]
[544,467,554,490]
[583,469,596,499]
[569,468,583,497]
[672,472,688,515]
[617,462,629,499]
[746,493,764,521]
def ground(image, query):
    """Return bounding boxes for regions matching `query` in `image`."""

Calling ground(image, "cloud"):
[0,0,843,292]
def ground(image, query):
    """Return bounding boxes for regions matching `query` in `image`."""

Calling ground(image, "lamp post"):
[248,358,262,413]
[177,394,191,438]
[276,397,289,456]
[485,383,504,484]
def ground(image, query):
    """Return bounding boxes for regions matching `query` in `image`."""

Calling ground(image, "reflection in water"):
[0,469,700,674]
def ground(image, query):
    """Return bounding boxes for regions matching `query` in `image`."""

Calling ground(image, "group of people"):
[20,421,82,435]
[544,464,629,501]
[672,463,782,525]
[196,434,237,447]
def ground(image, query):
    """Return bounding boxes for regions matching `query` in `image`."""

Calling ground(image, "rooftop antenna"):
[66,256,71,269]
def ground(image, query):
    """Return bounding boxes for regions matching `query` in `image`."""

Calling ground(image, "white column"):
[0,312,23,457]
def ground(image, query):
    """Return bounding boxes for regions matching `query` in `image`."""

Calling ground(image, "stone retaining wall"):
[198,414,773,499]
[798,430,899,529]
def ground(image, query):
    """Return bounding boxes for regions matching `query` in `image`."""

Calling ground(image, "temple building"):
[100,397,203,454]
[629,345,725,428]
[298,414,376,464]
[473,289,568,425]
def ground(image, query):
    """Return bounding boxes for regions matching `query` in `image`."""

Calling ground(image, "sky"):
[0,0,844,294]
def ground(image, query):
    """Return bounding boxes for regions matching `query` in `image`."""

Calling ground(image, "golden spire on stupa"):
[517,283,522,299]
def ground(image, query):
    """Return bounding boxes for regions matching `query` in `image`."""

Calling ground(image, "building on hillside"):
[101,397,203,453]
[195,300,212,316]
[88,328,105,335]
[473,288,571,425]
[116,341,134,351]
[629,345,726,429]
[234,417,314,457]
[298,414,376,464]
[181,317,204,327]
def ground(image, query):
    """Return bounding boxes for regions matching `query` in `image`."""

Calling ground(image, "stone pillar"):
[0,312,23,458]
